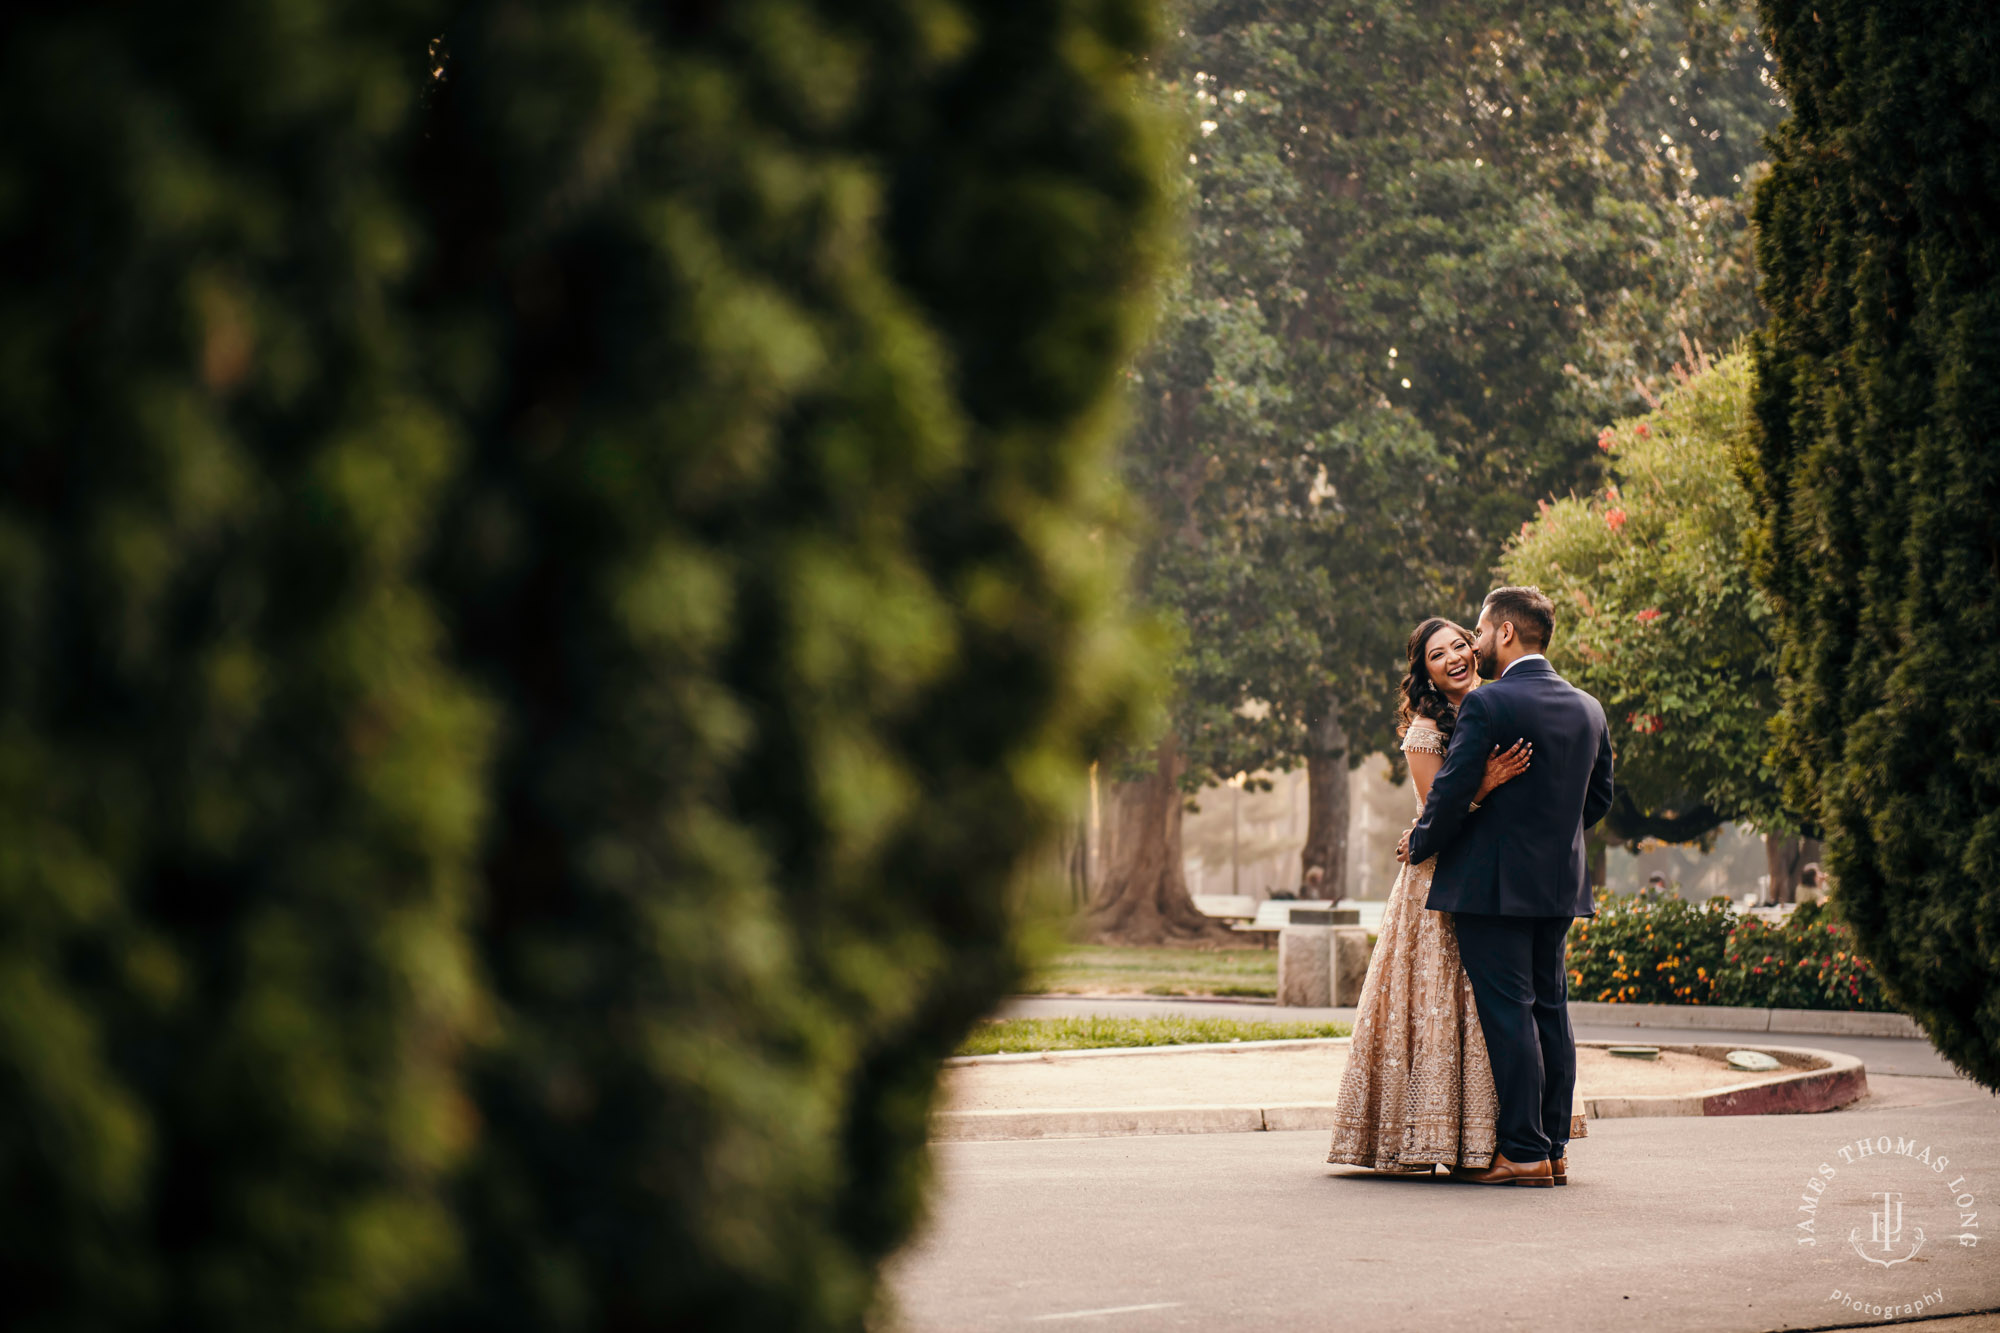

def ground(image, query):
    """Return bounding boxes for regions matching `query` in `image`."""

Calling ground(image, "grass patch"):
[1024,945,1277,998]
[955,1015,1349,1056]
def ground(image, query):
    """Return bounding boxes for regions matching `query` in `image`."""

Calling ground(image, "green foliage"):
[1567,893,1893,1011]
[1568,891,1736,1004]
[957,1015,1347,1055]
[0,2,491,1326]
[1130,0,1785,783]
[1501,352,1785,842]
[1742,0,2000,1089]
[1,1,1168,1328]
[1722,901,1894,1013]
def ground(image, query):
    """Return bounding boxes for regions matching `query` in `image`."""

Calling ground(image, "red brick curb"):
[1578,1041,1867,1120]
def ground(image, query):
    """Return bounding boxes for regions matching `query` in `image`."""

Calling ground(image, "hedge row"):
[1566,893,1896,1012]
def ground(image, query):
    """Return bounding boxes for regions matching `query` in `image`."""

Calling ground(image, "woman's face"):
[1423,625,1476,696]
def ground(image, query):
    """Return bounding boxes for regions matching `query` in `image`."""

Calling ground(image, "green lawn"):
[1024,945,1278,997]
[955,1015,1350,1056]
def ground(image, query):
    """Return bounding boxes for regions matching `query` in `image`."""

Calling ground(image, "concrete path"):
[998,995,1965,1079]
[888,1077,2000,1331]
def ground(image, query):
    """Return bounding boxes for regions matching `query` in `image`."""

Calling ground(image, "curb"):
[1566,1000,1921,1040]
[932,1040,1866,1142]
[1580,1042,1868,1120]
[1009,994,1925,1040]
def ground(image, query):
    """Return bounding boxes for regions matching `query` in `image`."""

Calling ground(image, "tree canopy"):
[1744,0,2000,1090]
[1501,348,1784,847]
[1103,0,1784,910]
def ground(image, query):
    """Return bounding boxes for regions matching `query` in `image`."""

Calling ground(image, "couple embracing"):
[1327,586,1614,1187]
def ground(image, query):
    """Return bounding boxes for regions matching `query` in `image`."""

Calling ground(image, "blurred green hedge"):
[0,2,1165,1329]
[1744,0,2000,1089]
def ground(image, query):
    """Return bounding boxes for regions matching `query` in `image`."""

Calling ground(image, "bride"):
[1326,616,1532,1174]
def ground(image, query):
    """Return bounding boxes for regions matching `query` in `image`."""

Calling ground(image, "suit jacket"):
[1407,657,1614,918]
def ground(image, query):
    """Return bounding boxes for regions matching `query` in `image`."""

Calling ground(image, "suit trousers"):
[1451,912,1575,1164]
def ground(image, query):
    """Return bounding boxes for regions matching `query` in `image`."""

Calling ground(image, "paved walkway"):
[890,1077,2000,1331]
[999,995,1964,1079]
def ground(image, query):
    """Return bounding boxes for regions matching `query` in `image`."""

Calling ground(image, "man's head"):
[1473,585,1555,678]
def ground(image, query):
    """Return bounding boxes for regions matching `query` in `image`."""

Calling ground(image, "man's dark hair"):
[1482,585,1555,651]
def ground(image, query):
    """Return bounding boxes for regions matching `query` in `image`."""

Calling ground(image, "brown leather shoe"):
[1455,1152,1554,1187]
[1551,1154,1568,1187]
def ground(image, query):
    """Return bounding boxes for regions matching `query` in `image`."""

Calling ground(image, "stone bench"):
[1231,900,1359,947]
[1192,894,1258,922]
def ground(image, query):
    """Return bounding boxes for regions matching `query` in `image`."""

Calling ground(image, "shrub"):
[1716,901,1895,1013]
[1567,891,1734,1004]
[1566,892,1895,1012]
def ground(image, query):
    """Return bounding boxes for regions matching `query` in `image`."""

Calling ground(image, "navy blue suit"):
[1406,656,1614,1163]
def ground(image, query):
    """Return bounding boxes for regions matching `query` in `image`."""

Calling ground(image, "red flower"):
[1606,507,1628,533]
[1635,607,1662,624]
[1597,427,1616,452]
[1635,421,1651,437]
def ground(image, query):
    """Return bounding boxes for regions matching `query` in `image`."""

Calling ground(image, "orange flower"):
[1606,507,1628,533]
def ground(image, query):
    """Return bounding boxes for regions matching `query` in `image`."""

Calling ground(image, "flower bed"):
[1566,891,1896,1012]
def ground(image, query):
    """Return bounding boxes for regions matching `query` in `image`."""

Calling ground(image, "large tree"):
[0,1,1169,1328]
[1501,348,1821,893]
[1743,0,2000,1088]
[1094,0,1782,935]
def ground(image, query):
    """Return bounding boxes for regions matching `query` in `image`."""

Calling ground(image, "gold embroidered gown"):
[1325,717,1499,1171]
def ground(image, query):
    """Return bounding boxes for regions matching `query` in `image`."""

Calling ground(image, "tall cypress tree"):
[414,1,1166,1325]
[1745,0,2000,1088]
[1,0,1167,1327]
[0,2,489,1327]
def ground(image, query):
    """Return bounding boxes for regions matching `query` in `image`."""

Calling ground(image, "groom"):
[1396,586,1614,1187]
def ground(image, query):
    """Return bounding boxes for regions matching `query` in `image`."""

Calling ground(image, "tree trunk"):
[1300,703,1349,901]
[1054,810,1091,910]
[1763,832,1823,905]
[1086,736,1237,944]
[1586,832,1608,890]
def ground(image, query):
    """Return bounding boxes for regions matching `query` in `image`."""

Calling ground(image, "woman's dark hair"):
[1396,616,1474,740]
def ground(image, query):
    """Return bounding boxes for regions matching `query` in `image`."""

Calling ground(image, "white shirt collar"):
[1500,652,1547,677]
